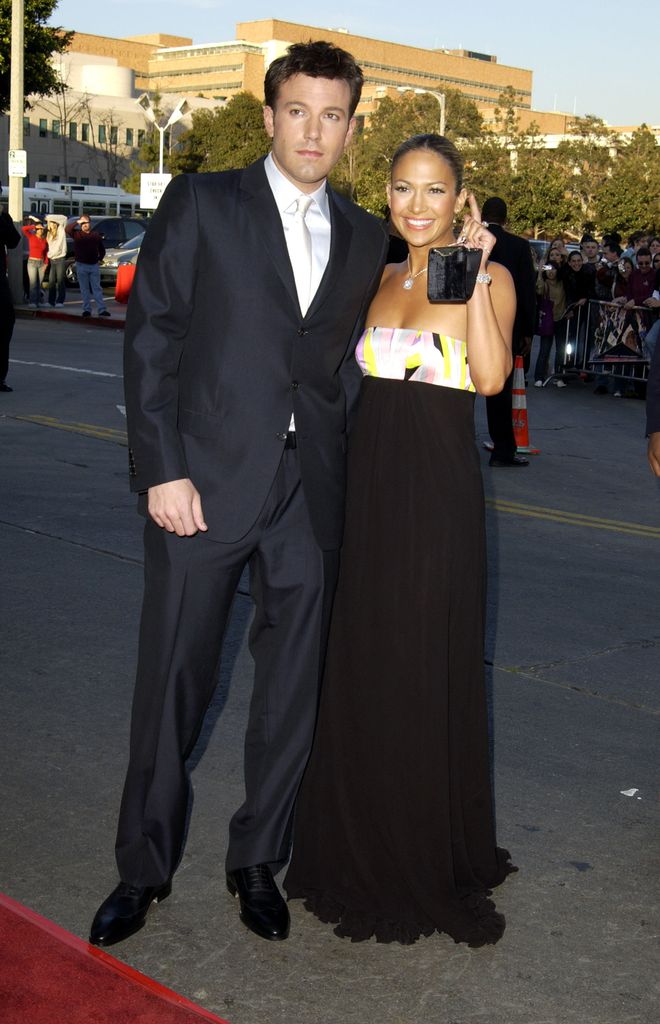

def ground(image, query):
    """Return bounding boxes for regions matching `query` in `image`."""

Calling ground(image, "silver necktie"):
[290,195,313,314]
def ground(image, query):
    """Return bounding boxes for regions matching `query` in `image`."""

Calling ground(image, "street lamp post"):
[7,0,25,304]
[397,87,446,136]
[136,94,190,174]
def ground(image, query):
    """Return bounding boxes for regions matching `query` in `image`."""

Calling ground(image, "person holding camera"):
[46,214,69,307]
[285,134,516,948]
[65,216,110,317]
[534,261,568,386]
[22,216,49,308]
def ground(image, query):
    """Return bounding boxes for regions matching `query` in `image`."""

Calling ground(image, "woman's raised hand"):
[456,194,496,268]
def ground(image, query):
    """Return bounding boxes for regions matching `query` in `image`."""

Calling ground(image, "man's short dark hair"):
[264,41,364,117]
[580,234,596,245]
[481,197,507,225]
[604,242,622,257]
[636,247,652,259]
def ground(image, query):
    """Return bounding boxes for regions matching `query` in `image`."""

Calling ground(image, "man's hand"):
[147,478,208,536]
[520,336,532,356]
[648,433,660,477]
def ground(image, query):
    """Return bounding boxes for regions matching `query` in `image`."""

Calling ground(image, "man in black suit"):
[647,341,660,476]
[481,197,536,467]
[90,41,387,947]
[0,201,21,392]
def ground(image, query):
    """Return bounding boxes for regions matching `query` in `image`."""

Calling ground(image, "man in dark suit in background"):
[0,198,21,392]
[646,341,660,476]
[90,41,387,948]
[481,197,536,467]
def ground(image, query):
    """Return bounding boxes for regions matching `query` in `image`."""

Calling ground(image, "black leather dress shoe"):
[226,864,290,940]
[89,880,171,946]
[489,454,530,468]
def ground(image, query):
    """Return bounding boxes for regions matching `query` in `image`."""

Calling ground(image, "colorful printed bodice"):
[356,327,475,392]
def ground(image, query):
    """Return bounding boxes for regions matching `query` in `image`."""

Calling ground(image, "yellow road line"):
[11,415,660,539]
[14,414,127,446]
[486,498,660,539]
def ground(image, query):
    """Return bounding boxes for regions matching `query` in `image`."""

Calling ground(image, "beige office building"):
[65,18,575,134]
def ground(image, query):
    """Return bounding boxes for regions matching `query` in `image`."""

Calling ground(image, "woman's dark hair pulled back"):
[391,134,464,193]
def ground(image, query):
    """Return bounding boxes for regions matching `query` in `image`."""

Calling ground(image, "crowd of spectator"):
[530,229,660,391]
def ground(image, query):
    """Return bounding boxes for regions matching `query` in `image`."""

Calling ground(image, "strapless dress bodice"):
[356,326,474,392]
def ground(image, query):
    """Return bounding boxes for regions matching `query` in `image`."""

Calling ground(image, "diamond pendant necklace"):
[402,255,427,290]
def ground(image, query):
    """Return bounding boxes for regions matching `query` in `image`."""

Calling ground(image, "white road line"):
[9,359,122,379]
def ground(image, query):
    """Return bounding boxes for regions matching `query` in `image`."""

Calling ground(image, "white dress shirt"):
[264,152,331,311]
[264,152,332,432]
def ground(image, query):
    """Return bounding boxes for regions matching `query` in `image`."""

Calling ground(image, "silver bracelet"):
[476,273,492,285]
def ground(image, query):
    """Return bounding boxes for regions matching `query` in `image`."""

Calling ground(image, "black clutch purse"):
[427,245,483,303]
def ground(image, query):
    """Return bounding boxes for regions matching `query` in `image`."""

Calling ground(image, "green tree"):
[171,92,269,174]
[555,115,614,226]
[0,0,72,114]
[343,90,483,214]
[594,126,660,235]
[461,132,513,209]
[508,129,579,237]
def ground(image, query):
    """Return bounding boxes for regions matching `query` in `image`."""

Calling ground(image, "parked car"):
[65,216,147,285]
[99,232,144,286]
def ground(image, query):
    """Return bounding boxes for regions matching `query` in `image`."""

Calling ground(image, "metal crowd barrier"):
[542,299,655,386]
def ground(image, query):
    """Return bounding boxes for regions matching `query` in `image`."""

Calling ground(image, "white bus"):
[1,183,148,218]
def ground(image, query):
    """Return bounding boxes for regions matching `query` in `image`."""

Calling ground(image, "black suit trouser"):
[0,276,15,383]
[115,448,338,886]
[485,367,516,460]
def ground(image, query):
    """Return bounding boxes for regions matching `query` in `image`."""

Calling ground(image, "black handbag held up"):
[427,245,483,303]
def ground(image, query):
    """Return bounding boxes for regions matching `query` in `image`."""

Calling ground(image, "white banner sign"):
[8,149,27,177]
[140,173,172,210]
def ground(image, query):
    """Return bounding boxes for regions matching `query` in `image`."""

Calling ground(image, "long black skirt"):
[285,376,515,945]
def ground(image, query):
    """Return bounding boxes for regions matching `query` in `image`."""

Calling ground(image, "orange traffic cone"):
[512,355,539,454]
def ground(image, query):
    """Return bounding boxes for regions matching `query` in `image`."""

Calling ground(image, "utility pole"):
[7,0,25,304]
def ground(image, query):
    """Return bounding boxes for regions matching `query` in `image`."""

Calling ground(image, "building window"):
[137,129,145,146]
[69,122,77,140]
[51,175,60,182]
[38,173,47,181]
[110,126,118,145]
[23,116,30,136]
[69,177,77,183]
[39,119,47,137]
[52,119,61,137]
[82,123,89,142]
[125,127,134,146]
[98,125,107,144]
[97,178,106,186]
[81,177,89,185]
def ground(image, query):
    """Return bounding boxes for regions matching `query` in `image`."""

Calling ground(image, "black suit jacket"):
[646,341,660,436]
[124,160,387,549]
[487,224,536,351]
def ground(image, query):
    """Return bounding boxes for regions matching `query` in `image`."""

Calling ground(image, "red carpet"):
[0,893,231,1024]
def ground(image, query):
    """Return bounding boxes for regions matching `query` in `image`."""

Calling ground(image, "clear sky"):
[48,0,659,128]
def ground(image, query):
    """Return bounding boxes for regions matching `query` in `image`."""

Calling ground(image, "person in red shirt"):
[625,248,655,308]
[22,216,49,307]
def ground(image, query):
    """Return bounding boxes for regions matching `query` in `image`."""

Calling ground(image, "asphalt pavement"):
[1,319,659,1024]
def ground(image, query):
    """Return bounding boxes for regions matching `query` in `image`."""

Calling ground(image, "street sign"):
[140,172,172,210]
[8,149,27,177]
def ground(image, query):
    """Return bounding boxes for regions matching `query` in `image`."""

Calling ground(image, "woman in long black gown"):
[285,135,517,947]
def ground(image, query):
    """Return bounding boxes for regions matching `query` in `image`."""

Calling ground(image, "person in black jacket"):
[481,197,536,467]
[89,41,387,950]
[647,341,660,476]
[0,201,21,392]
